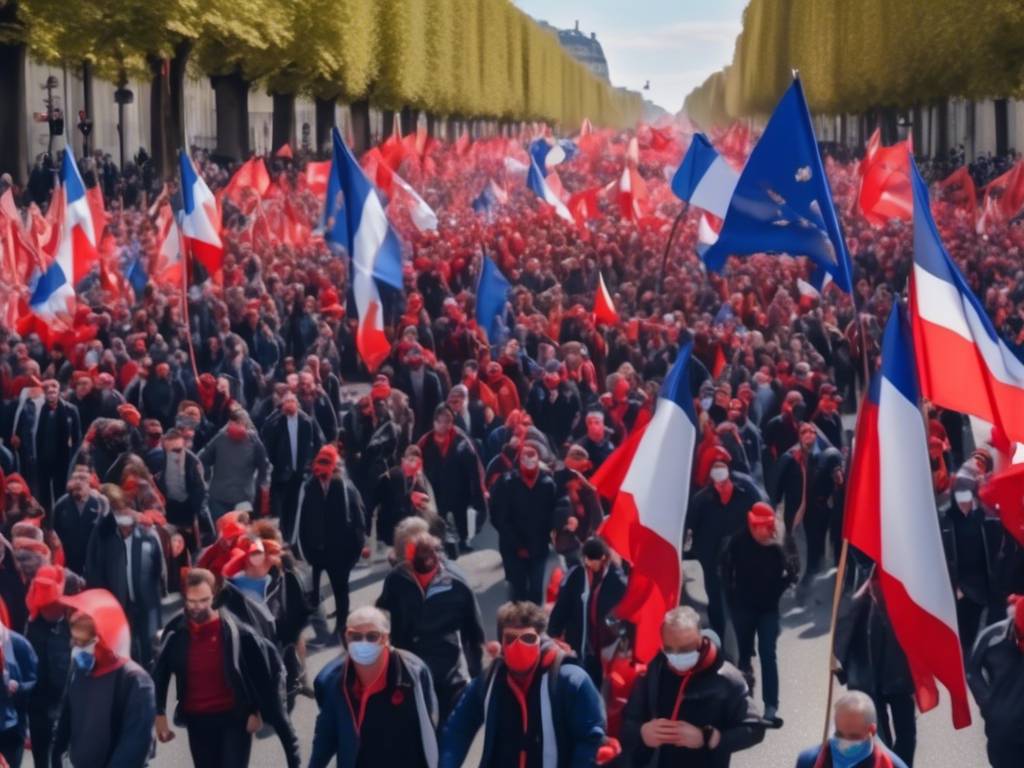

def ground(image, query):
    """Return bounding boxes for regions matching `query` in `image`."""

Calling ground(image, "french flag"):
[845,302,971,729]
[331,127,403,372]
[29,151,96,322]
[178,149,223,277]
[907,158,1024,443]
[595,345,696,661]
[670,133,739,219]
[527,157,574,224]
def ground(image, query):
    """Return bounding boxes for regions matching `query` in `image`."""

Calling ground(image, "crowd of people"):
[0,117,1019,768]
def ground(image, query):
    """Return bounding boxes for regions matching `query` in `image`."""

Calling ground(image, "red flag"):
[937,166,978,223]
[223,157,271,209]
[275,143,293,160]
[304,161,331,195]
[712,345,727,379]
[568,187,602,228]
[594,272,619,326]
[979,463,1024,549]
[984,160,1024,220]
[858,134,913,227]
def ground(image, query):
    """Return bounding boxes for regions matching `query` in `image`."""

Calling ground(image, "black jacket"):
[154,449,214,540]
[394,367,445,440]
[85,516,165,615]
[834,585,913,699]
[260,410,325,485]
[301,394,339,443]
[418,430,486,525]
[720,530,797,613]
[967,619,1024,744]
[687,473,765,567]
[527,381,582,449]
[620,641,764,768]
[293,474,366,568]
[376,562,485,695]
[940,504,1004,606]
[490,470,563,560]
[51,494,102,576]
[548,562,628,661]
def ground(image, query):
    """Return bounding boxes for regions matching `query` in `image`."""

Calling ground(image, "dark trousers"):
[698,558,728,642]
[873,693,916,767]
[128,601,158,670]
[503,554,546,604]
[732,605,780,709]
[0,725,23,768]
[185,712,252,768]
[166,498,200,553]
[272,477,303,542]
[29,704,54,768]
[956,596,985,654]
[987,736,1024,768]
[803,510,830,581]
[311,556,357,635]
[35,465,63,514]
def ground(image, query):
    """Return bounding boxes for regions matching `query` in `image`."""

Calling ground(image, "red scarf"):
[812,742,893,768]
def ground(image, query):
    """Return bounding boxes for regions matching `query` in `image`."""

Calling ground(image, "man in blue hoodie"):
[794,691,908,768]
[440,600,606,768]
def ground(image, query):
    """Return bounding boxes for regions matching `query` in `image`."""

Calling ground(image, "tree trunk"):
[81,60,94,156]
[911,106,923,155]
[349,100,371,155]
[148,55,173,181]
[168,41,191,157]
[425,113,436,138]
[0,38,28,186]
[211,71,250,164]
[881,107,899,145]
[995,98,1009,157]
[271,92,295,154]
[935,101,949,158]
[314,97,336,156]
[400,106,416,135]
[381,110,396,140]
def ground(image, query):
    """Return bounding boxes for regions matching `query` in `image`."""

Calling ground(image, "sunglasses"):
[502,631,540,646]
[346,631,383,643]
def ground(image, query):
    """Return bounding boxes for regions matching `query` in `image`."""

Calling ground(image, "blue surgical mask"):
[664,650,700,673]
[71,640,98,674]
[828,736,873,768]
[349,641,384,666]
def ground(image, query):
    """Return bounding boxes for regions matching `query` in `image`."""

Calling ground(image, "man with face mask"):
[260,392,325,541]
[621,606,763,767]
[795,691,908,768]
[418,404,487,554]
[527,359,582,451]
[440,601,606,768]
[394,343,444,440]
[199,413,271,521]
[578,411,614,475]
[51,590,156,768]
[721,503,797,726]
[548,536,628,687]
[154,568,300,768]
[369,445,444,547]
[491,441,563,603]
[309,606,439,768]
[293,445,368,637]
[376,533,485,719]
[940,471,1006,653]
[771,421,821,588]
[763,390,807,484]
[813,383,844,450]
[687,446,766,640]
[968,593,1024,767]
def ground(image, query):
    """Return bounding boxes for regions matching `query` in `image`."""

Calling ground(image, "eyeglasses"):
[502,631,540,646]
[346,631,383,643]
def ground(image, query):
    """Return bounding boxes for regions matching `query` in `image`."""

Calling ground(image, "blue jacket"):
[795,742,908,768]
[0,630,37,733]
[309,648,438,768]
[439,646,606,768]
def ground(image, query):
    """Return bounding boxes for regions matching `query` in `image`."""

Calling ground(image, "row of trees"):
[0,0,644,182]
[684,0,1024,129]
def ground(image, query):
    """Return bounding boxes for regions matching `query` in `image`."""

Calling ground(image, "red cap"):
[747,502,776,530]
[26,564,66,619]
[708,445,731,466]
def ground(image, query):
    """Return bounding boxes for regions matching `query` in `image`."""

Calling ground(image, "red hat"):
[370,376,392,401]
[313,445,340,478]
[26,564,66,620]
[747,502,776,530]
[708,445,731,466]
[216,511,248,542]
[117,404,141,427]
[61,589,132,660]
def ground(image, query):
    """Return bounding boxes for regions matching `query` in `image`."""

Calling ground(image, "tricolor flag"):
[178,149,223,277]
[844,302,971,729]
[670,133,739,219]
[593,271,619,326]
[29,151,97,322]
[907,158,1024,443]
[331,127,403,372]
[471,180,508,219]
[390,172,438,233]
[596,345,697,661]
[700,78,853,293]
[527,158,574,224]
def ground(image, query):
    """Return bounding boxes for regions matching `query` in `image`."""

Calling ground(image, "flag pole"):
[658,203,688,294]
[179,226,201,384]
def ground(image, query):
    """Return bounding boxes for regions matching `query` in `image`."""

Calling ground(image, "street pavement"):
[149,517,990,767]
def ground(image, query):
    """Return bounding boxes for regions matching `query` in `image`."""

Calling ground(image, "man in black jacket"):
[260,392,324,540]
[394,343,445,440]
[418,404,486,553]
[548,537,628,687]
[968,596,1024,767]
[154,428,214,554]
[376,532,485,719]
[490,440,564,604]
[154,568,301,768]
[51,467,103,576]
[620,606,764,768]
[527,359,582,451]
[720,502,797,725]
[686,446,765,639]
[296,371,338,443]
[31,378,82,511]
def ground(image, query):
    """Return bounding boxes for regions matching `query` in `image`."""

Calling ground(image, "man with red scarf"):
[795,691,908,768]
[440,601,606,768]
[621,606,763,768]
[967,593,1024,767]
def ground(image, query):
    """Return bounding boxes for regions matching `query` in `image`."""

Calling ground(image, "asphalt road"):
[146,516,990,768]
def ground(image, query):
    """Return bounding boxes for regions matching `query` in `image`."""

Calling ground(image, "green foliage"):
[372,0,427,110]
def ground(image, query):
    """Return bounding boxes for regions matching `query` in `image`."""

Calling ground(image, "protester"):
[795,691,909,768]
[260,391,324,540]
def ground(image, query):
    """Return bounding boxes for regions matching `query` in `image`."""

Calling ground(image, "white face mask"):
[521,456,539,471]
[709,466,729,484]
[664,650,700,673]
[954,490,974,506]
[114,514,135,527]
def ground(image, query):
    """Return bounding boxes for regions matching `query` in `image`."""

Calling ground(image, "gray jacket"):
[198,428,271,506]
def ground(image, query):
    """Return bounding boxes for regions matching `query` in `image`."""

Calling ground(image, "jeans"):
[503,554,547,604]
[185,712,252,768]
[732,605,780,709]
[872,693,916,767]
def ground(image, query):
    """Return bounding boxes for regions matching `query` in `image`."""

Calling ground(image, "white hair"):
[834,691,877,727]
[662,606,701,633]
[346,606,391,633]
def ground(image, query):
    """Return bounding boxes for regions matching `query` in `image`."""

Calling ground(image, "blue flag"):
[322,155,348,250]
[476,253,511,344]
[701,78,853,293]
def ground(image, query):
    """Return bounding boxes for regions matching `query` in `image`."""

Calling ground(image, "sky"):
[513,0,746,114]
